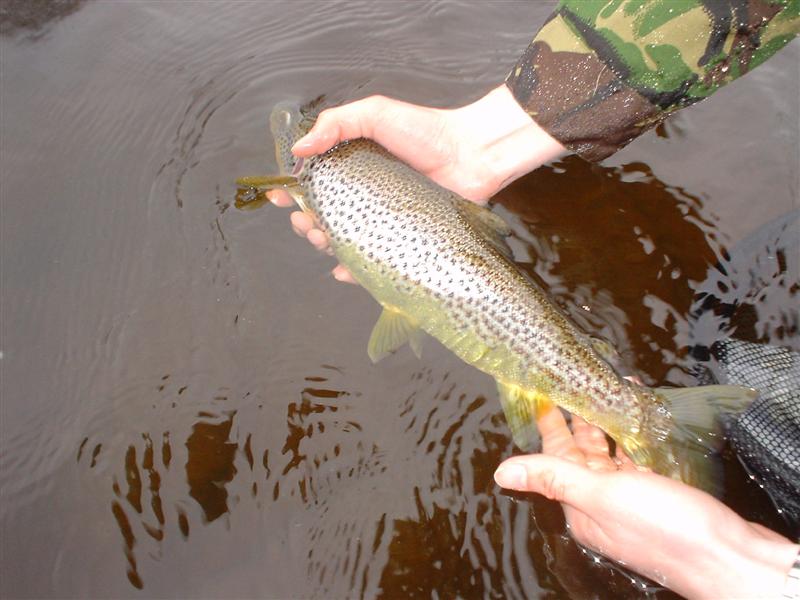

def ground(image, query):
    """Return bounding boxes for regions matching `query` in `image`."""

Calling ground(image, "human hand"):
[268,84,566,284]
[493,409,799,599]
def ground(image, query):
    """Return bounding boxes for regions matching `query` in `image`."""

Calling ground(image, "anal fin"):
[497,381,554,452]
[368,307,423,363]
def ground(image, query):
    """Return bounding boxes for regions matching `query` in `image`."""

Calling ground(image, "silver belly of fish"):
[236,103,757,493]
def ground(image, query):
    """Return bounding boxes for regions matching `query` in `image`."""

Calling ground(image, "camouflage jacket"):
[505,0,800,161]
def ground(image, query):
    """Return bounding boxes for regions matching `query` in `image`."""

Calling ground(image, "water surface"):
[1,2,798,598]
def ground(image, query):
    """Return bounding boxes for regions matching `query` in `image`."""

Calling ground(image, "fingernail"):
[494,463,527,490]
[291,134,314,153]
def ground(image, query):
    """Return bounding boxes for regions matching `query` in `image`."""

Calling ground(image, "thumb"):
[494,455,597,508]
[291,97,382,156]
[291,122,337,156]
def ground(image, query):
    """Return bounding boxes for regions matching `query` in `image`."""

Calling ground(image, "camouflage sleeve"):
[505,0,800,161]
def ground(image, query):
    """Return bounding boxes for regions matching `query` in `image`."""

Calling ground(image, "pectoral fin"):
[496,381,554,452]
[235,175,311,212]
[236,175,299,188]
[368,307,423,363]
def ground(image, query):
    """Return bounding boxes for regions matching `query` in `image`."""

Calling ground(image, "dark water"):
[1,2,798,598]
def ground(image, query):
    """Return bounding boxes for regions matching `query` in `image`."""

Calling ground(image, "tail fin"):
[622,385,757,495]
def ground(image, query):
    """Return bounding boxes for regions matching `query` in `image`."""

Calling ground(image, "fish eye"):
[270,102,300,132]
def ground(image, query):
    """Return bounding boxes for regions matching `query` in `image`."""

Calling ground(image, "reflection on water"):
[1,1,797,598]
[71,359,677,598]
[186,414,237,522]
[103,411,238,588]
[497,157,721,386]
[690,209,799,350]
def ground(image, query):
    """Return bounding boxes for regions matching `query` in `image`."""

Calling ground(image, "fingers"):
[289,211,332,255]
[332,264,357,285]
[537,408,584,464]
[292,96,385,157]
[286,211,356,284]
[572,417,617,472]
[266,190,294,208]
[623,374,644,386]
[289,96,450,182]
[494,454,597,508]
[307,228,332,255]
[289,210,315,236]
[614,447,638,470]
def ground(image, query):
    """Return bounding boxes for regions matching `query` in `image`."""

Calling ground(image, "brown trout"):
[238,101,755,491]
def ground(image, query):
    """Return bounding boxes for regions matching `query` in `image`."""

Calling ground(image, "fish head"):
[270,102,314,176]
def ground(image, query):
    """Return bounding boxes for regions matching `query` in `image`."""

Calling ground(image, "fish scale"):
[236,101,757,492]
[304,139,627,424]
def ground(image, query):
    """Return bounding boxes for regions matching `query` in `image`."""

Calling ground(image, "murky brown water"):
[1,2,798,598]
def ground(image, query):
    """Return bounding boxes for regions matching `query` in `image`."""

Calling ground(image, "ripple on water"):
[2,0,795,597]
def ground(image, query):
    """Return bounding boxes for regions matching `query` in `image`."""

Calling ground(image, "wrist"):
[453,84,567,191]
[679,525,799,599]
